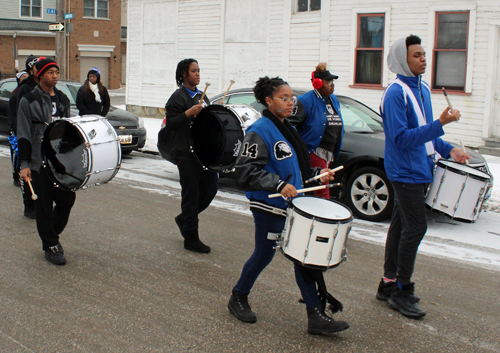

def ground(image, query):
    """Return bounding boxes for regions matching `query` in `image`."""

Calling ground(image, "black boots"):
[228,289,257,323]
[388,282,426,318]
[175,215,211,253]
[307,304,349,335]
[184,230,211,253]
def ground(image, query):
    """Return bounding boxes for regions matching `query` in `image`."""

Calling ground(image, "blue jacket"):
[380,74,454,183]
[236,116,304,210]
[292,89,344,159]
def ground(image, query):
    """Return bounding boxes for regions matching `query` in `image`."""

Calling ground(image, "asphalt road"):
[1,156,499,353]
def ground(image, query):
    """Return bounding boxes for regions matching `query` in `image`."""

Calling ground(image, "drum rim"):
[290,195,353,224]
[189,105,244,173]
[281,252,341,270]
[436,159,491,181]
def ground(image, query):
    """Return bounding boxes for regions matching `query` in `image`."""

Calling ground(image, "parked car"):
[209,88,494,222]
[0,78,146,154]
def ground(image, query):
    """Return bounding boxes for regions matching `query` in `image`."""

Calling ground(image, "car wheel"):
[344,166,393,222]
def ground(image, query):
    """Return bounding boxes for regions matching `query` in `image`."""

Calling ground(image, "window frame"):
[431,11,470,93]
[83,0,109,19]
[296,0,321,13]
[353,13,385,88]
[427,4,476,95]
[20,0,42,18]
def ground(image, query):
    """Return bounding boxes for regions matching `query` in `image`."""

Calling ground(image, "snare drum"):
[425,159,491,222]
[279,196,353,269]
[42,115,121,191]
[189,104,249,173]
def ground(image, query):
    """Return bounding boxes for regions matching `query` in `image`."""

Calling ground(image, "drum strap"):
[298,266,343,314]
[392,79,436,157]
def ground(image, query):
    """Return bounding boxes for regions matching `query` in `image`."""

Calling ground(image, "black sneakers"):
[388,283,426,318]
[228,289,257,323]
[183,229,211,253]
[44,244,66,265]
[377,278,420,302]
[307,304,349,335]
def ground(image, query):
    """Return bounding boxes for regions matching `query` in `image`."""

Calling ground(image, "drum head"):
[437,159,490,181]
[190,105,244,173]
[43,119,88,191]
[291,196,353,222]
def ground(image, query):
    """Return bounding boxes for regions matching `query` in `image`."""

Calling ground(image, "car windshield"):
[337,96,384,133]
[0,81,18,97]
[57,83,81,105]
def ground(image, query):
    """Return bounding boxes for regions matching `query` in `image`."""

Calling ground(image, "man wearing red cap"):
[17,57,74,266]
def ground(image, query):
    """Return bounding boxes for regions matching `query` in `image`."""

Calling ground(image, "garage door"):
[80,57,109,86]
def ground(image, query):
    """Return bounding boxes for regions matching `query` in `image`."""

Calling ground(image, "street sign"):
[49,23,65,31]
[64,13,73,19]
[47,8,57,14]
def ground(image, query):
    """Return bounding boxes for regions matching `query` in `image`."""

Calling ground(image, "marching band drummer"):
[288,63,344,200]
[17,58,75,266]
[376,35,471,318]
[227,76,349,335]
[163,58,217,254]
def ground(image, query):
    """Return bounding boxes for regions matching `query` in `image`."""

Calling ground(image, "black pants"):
[12,145,35,210]
[31,167,76,251]
[177,158,218,233]
[383,181,427,285]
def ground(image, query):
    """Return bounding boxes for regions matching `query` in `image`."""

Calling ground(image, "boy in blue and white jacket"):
[376,35,469,319]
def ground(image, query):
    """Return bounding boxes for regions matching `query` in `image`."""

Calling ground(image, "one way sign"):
[49,23,65,31]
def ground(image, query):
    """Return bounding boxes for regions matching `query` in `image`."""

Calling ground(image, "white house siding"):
[127,0,500,147]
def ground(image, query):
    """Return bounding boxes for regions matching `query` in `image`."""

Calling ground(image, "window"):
[84,0,109,18]
[20,0,41,18]
[354,14,385,85]
[432,11,469,91]
[297,0,321,12]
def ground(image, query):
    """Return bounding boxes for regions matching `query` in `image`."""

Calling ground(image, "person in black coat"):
[76,67,110,116]
[162,58,217,254]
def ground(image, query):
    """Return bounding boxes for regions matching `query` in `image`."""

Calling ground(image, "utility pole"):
[55,0,66,79]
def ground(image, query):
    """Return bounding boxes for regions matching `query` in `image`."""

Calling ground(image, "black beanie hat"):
[25,55,38,72]
[35,57,59,78]
[87,66,101,82]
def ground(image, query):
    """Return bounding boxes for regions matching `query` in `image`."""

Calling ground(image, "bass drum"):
[189,104,257,173]
[42,115,122,191]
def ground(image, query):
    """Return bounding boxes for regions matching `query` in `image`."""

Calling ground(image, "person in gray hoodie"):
[376,35,470,318]
[17,57,75,266]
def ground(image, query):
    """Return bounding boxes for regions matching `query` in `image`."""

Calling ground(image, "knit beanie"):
[87,67,101,81]
[35,57,59,78]
[16,71,29,84]
[25,55,38,72]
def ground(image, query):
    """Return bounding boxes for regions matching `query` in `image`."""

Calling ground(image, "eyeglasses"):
[272,96,297,104]
[324,80,334,86]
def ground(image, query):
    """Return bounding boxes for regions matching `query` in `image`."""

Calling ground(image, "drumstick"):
[305,165,344,184]
[219,80,235,103]
[26,179,38,200]
[442,88,454,113]
[268,183,341,198]
[460,140,470,166]
[194,82,211,118]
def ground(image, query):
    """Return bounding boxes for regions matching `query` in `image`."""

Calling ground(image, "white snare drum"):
[279,196,353,269]
[42,115,122,191]
[425,159,491,222]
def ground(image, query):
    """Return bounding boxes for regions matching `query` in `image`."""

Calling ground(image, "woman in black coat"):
[76,67,110,116]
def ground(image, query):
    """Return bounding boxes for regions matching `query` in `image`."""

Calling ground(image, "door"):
[80,57,109,87]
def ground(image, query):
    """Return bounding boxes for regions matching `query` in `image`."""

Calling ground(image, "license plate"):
[119,135,133,144]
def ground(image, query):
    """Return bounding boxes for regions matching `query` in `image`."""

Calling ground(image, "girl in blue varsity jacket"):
[227,76,349,335]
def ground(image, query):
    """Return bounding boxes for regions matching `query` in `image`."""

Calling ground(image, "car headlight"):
[138,118,145,128]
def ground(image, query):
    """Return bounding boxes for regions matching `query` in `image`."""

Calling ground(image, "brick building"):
[0,0,125,89]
